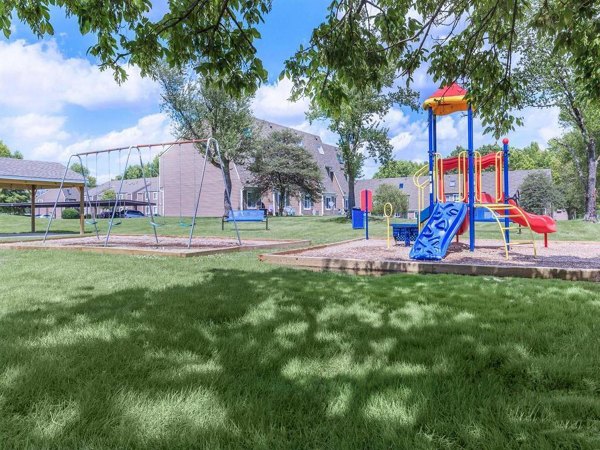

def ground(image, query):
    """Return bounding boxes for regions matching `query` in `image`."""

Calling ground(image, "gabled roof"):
[0,157,84,188]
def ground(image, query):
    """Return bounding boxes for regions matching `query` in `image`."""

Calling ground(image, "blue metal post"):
[432,113,438,208]
[503,138,510,248]
[364,189,369,240]
[428,108,434,213]
[468,104,475,252]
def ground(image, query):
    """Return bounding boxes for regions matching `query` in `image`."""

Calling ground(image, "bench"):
[390,223,419,247]
[222,209,268,230]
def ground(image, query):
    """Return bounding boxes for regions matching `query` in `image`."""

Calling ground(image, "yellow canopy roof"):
[422,84,469,116]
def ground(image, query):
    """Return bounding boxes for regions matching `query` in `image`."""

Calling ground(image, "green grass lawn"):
[1,214,599,448]
[2,213,599,244]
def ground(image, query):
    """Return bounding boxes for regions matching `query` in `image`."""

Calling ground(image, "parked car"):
[122,210,145,218]
[98,210,115,218]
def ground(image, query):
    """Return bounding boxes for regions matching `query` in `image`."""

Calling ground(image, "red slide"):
[479,193,556,234]
[507,199,557,234]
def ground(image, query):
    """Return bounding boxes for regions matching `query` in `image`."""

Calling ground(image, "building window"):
[303,194,312,210]
[449,180,456,188]
[119,194,125,200]
[325,166,334,182]
[145,206,150,215]
[245,188,261,208]
[153,206,158,214]
[344,196,348,210]
[324,194,336,210]
[153,192,158,200]
[137,193,144,201]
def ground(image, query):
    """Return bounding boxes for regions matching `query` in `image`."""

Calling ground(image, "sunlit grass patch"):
[0,248,598,448]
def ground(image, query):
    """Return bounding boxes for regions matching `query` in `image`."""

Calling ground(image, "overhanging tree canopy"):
[3,1,600,136]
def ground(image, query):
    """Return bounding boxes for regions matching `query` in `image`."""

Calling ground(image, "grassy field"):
[1,213,599,244]
[0,214,599,448]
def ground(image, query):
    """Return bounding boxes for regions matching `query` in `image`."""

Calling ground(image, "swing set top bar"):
[72,139,209,157]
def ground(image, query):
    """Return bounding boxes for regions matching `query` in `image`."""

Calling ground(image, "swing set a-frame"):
[43,138,241,248]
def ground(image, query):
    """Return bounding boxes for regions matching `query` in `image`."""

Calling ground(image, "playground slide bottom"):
[410,202,468,261]
[507,199,557,234]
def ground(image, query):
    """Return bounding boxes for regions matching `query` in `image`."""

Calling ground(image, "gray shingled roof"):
[0,157,84,186]
[356,169,551,211]
[88,177,158,197]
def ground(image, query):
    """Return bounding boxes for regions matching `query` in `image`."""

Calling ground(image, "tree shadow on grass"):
[0,269,598,448]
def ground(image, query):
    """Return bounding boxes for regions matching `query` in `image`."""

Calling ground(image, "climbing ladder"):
[475,203,537,259]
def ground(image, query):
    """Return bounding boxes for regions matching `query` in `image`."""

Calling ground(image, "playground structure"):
[409,84,557,261]
[43,138,242,248]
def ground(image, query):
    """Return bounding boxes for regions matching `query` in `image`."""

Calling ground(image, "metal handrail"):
[474,151,483,202]
[475,203,537,258]
[494,151,503,202]
[457,151,468,202]
[412,164,430,232]
[434,152,444,202]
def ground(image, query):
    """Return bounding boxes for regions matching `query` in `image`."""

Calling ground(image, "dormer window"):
[325,166,334,181]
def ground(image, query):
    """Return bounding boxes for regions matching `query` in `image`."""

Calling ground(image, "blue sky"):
[0,2,561,179]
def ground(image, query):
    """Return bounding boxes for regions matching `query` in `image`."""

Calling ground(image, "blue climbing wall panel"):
[409,202,468,261]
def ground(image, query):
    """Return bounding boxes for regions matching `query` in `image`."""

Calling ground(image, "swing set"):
[43,138,241,248]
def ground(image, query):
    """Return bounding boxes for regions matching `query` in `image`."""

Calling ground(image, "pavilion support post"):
[30,185,36,233]
[79,185,85,235]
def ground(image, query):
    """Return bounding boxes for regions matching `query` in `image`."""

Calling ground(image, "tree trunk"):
[584,138,598,222]
[278,188,285,216]
[222,160,234,215]
[347,171,356,219]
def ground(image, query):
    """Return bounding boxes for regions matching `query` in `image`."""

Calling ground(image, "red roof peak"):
[428,83,467,99]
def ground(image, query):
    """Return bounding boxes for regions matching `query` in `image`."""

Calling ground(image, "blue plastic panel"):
[409,202,468,261]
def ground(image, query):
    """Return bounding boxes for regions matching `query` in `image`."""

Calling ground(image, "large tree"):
[519,171,564,216]
[4,1,600,136]
[307,74,416,215]
[157,66,256,214]
[519,31,599,221]
[249,130,322,216]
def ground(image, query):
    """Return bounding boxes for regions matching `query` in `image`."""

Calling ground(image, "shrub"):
[372,184,408,216]
[62,208,80,219]
[519,172,564,215]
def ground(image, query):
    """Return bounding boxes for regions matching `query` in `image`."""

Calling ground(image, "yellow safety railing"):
[494,151,503,202]
[474,151,483,202]
[412,163,430,232]
[475,203,537,259]
[434,152,444,202]
[457,151,468,202]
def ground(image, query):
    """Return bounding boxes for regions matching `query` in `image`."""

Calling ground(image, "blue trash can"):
[352,207,364,229]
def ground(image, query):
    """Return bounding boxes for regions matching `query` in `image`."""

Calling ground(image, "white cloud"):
[251,77,309,125]
[40,113,173,160]
[0,40,159,114]
[0,113,70,142]
[8,113,172,167]
[390,132,413,152]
